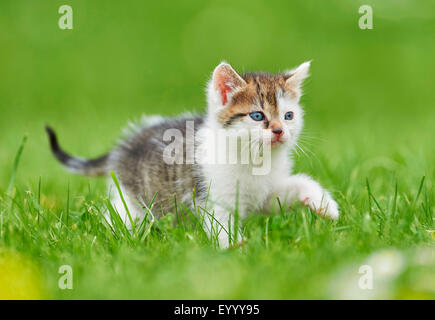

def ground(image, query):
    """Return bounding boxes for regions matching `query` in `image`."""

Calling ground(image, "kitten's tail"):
[45,125,109,177]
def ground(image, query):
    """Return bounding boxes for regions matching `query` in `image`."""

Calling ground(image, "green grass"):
[0,0,434,299]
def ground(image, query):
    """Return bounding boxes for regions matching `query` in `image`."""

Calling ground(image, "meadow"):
[0,1,434,299]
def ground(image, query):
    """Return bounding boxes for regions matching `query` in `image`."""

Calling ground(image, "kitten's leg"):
[272,174,339,219]
[201,205,242,248]
[107,180,145,229]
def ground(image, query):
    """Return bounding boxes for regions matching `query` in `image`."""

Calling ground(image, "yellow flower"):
[426,230,435,241]
[0,250,47,299]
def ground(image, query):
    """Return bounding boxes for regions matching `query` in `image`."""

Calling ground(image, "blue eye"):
[249,112,265,121]
[284,111,294,120]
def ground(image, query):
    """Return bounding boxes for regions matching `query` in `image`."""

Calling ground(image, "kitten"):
[45,61,339,247]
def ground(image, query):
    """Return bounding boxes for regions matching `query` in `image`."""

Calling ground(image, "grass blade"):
[7,135,27,194]
[110,171,136,234]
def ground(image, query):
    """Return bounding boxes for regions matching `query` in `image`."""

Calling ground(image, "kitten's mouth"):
[271,139,284,147]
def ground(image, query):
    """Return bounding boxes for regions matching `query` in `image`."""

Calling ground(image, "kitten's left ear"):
[285,61,311,99]
[210,62,246,106]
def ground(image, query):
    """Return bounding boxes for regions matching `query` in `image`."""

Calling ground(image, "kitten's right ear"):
[209,62,246,106]
[285,61,311,100]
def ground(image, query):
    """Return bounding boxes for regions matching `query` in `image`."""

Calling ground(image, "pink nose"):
[272,128,283,138]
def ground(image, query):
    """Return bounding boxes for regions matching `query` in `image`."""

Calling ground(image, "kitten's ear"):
[285,61,311,99]
[210,62,246,106]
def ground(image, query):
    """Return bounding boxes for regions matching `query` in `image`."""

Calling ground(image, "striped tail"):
[45,125,109,177]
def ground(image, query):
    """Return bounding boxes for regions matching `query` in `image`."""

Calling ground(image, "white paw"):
[218,231,230,249]
[217,229,244,249]
[300,189,339,220]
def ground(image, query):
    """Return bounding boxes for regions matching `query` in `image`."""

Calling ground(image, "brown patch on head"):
[218,72,292,127]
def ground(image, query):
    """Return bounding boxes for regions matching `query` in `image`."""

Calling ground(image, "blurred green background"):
[0,0,434,299]
[0,0,433,190]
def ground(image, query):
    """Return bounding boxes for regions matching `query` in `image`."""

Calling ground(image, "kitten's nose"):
[272,128,283,137]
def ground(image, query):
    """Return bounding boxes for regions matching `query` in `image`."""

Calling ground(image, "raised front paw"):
[300,189,339,220]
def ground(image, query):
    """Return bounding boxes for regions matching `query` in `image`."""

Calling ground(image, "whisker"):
[295,143,309,159]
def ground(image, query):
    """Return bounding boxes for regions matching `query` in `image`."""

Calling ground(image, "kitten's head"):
[206,61,310,149]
